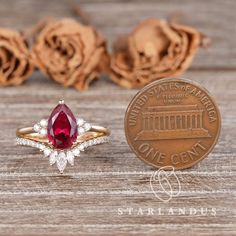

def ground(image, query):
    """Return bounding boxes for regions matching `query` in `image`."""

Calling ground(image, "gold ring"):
[16,100,110,173]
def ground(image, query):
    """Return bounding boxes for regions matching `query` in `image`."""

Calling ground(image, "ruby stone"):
[47,103,78,149]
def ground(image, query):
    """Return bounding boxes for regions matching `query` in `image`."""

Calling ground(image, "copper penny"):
[125,78,221,170]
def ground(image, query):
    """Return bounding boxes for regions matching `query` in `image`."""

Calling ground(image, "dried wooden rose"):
[109,19,207,88]
[0,28,34,86]
[32,19,107,91]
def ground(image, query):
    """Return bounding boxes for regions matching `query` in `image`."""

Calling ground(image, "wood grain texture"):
[0,0,235,235]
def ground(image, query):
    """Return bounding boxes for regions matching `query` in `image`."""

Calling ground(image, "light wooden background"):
[0,0,235,235]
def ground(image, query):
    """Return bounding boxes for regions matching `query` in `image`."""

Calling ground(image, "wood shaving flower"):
[109,19,206,88]
[32,19,108,91]
[0,28,33,86]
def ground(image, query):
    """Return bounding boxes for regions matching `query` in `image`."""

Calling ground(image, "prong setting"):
[58,100,65,104]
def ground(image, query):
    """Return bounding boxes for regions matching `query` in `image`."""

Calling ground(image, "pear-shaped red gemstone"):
[47,103,78,149]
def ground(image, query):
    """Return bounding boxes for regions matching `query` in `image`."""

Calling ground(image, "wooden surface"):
[0,0,235,235]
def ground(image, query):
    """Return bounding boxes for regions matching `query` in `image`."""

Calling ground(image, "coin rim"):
[124,77,221,170]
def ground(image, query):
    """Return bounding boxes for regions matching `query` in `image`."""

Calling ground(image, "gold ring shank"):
[16,126,110,145]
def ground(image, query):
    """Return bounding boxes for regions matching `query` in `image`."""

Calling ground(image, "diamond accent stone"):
[57,152,67,173]
[49,151,58,165]
[43,148,51,157]
[33,124,40,132]
[39,128,47,136]
[72,148,80,156]
[78,127,85,134]
[40,119,48,127]
[77,118,85,126]
[78,144,84,151]
[84,123,91,131]
[66,151,75,166]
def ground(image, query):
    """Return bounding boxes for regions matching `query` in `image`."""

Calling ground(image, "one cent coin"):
[125,78,221,170]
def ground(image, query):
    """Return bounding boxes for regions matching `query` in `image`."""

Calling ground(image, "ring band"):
[16,100,110,173]
[16,125,110,144]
